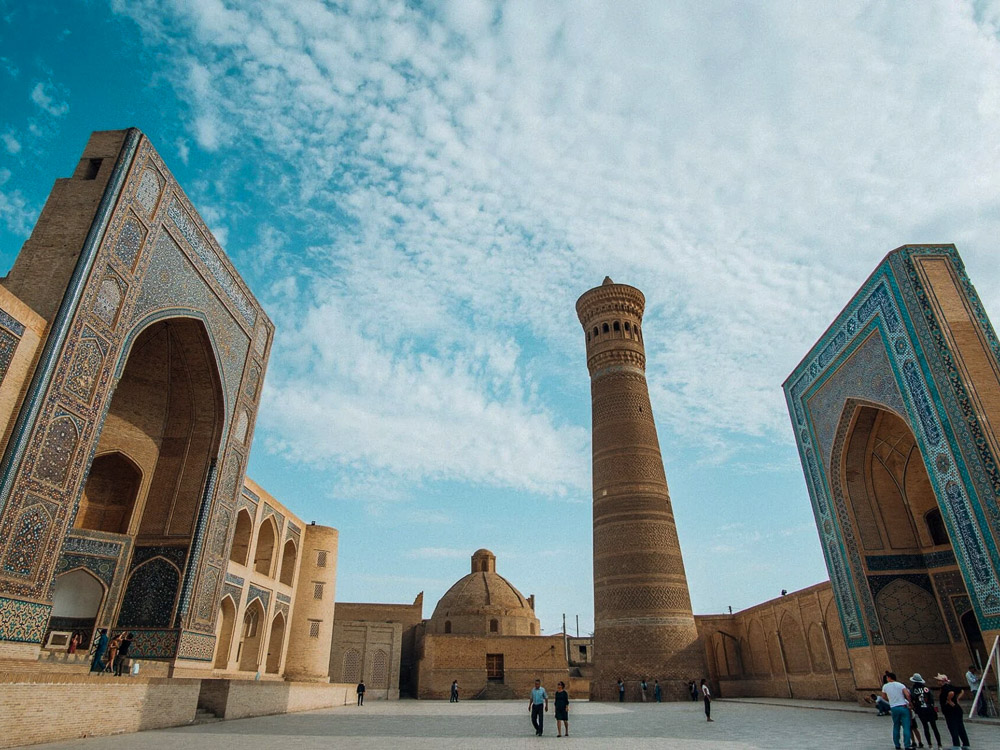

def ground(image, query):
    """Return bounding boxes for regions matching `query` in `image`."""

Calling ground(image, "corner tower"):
[576,277,705,700]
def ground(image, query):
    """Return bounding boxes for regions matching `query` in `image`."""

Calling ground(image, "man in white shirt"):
[881,672,912,750]
[965,665,986,716]
[528,679,548,736]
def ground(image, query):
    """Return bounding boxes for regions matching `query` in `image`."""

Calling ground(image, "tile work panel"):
[0,132,273,650]
[785,246,1000,649]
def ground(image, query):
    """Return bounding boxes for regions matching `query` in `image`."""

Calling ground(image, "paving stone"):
[24,698,998,749]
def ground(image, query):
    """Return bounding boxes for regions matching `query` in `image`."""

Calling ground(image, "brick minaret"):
[576,277,705,701]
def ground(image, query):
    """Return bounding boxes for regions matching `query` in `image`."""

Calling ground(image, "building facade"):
[780,245,1000,694]
[0,130,338,680]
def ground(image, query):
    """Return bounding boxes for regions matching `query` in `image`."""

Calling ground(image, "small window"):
[489,618,499,633]
[613,321,620,332]
[925,509,948,546]
[592,327,599,338]
[444,620,452,634]
[316,550,328,567]
[82,158,102,180]
[580,645,587,656]
[308,620,321,638]
[624,322,630,332]
[313,581,324,600]
[602,323,609,333]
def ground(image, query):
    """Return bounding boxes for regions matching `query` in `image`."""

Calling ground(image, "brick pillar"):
[576,277,706,701]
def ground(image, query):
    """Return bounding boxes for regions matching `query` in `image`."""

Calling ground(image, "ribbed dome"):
[429,550,540,636]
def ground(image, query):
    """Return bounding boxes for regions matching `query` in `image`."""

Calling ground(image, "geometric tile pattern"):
[117,557,180,628]
[0,595,49,642]
[177,629,216,661]
[785,246,1000,648]
[247,584,271,612]
[0,328,19,388]
[0,129,274,650]
[870,575,950,645]
[865,550,956,571]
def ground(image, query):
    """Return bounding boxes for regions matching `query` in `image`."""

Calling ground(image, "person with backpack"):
[910,674,941,749]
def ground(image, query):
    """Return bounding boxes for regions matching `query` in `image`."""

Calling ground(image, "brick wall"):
[0,674,200,748]
[197,678,352,719]
[417,633,570,699]
[695,582,857,702]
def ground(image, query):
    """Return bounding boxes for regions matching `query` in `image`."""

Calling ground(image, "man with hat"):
[910,673,941,749]
[936,674,970,750]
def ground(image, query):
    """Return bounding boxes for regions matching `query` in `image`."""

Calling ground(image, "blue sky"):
[4,1,1000,637]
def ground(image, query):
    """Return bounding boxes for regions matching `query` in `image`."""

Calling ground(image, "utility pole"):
[576,615,579,637]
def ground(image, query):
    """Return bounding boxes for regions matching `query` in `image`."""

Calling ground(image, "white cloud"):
[114,0,1000,489]
[1,133,20,154]
[29,81,68,117]
[0,168,37,236]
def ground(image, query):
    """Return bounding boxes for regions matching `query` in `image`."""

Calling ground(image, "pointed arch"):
[253,517,278,576]
[230,509,253,566]
[214,594,237,669]
[265,612,286,674]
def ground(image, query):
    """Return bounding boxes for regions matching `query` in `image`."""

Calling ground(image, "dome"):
[429,550,540,636]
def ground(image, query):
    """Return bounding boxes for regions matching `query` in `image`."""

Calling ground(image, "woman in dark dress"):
[554,681,570,738]
[89,628,109,673]
[910,674,941,749]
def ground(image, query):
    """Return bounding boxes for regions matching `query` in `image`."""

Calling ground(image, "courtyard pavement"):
[26,698,998,749]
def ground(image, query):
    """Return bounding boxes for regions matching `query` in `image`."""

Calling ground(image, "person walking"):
[554,680,570,738]
[936,674,970,750]
[89,628,109,674]
[528,679,548,736]
[882,672,912,750]
[356,680,366,706]
[653,679,662,702]
[910,674,942,750]
[701,679,713,721]
[965,665,986,717]
[689,680,699,701]
[450,680,459,702]
[640,678,648,702]
[617,678,625,702]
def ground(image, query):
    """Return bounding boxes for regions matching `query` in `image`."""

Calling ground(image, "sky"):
[3,0,1000,637]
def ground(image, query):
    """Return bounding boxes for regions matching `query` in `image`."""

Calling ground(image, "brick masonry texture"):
[577,279,705,701]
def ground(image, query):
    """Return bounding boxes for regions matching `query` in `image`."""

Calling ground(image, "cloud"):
[1,133,20,154]
[29,81,69,117]
[0,168,37,236]
[113,0,1000,486]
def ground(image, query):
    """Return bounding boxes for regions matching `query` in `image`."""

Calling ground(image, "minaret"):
[576,277,705,701]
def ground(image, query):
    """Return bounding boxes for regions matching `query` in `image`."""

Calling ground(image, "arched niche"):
[48,568,105,649]
[265,613,285,674]
[75,452,141,534]
[238,599,266,672]
[117,557,181,628]
[214,596,237,670]
[778,614,811,674]
[230,509,253,566]
[278,539,297,586]
[93,317,225,633]
[254,519,278,576]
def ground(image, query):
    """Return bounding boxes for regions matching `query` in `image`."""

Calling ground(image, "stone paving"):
[27,699,998,750]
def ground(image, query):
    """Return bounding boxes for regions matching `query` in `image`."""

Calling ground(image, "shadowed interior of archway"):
[841,405,974,680]
[58,318,225,638]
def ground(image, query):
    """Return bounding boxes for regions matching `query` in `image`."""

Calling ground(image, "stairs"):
[475,682,517,700]
[192,708,222,725]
